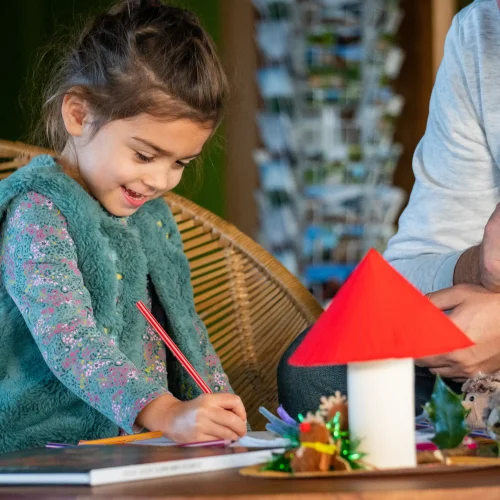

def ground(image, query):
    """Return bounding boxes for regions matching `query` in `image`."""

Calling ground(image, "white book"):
[0,444,284,486]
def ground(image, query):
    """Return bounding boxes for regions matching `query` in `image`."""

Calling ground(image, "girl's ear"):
[61,91,91,137]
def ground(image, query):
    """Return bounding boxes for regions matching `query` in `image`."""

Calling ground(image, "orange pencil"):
[79,431,163,445]
[79,433,232,448]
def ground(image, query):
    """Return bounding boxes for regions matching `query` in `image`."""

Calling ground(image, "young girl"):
[0,0,247,452]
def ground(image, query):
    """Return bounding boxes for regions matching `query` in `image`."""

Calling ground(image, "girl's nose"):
[142,171,169,193]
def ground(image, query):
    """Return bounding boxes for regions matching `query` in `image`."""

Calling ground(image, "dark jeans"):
[277,328,463,418]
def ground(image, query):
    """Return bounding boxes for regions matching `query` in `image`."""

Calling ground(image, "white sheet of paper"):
[232,431,292,448]
[132,437,176,446]
[130,431,291,448]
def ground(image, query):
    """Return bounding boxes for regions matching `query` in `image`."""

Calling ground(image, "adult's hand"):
[416,284,500,381]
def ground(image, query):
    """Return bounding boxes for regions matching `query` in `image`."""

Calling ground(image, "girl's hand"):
[136,393,247,443]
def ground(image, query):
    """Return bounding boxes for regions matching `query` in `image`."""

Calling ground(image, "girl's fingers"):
[209,407,247,438]
[190,434,221,443]
[208,394,247,425]
[220,396,247,423]
[200,419,241,441]
[230,404,247,425]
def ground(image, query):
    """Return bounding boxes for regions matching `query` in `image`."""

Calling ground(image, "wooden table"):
[2,465,500,499]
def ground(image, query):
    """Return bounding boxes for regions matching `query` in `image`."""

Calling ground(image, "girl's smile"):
[121,186,148,208]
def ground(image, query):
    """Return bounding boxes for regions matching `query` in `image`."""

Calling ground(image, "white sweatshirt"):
[384,0,500,294]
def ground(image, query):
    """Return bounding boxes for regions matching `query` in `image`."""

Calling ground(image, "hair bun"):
[109,0,162,17]
[131,0,163,10]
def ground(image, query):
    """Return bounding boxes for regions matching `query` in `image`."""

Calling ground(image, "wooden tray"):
[240,458,500,480]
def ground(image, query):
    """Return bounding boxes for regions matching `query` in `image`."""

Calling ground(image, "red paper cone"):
[289,249,474,366]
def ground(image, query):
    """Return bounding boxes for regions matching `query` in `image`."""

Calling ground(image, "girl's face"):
[61,97,213,217]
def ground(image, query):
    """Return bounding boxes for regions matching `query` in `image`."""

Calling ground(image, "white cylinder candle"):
[347,358,416,469]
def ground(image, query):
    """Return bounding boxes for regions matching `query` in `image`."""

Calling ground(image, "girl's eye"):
[135,152,154,163]
[176,161,190,168]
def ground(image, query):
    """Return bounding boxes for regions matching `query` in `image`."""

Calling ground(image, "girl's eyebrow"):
[131,137,201,160]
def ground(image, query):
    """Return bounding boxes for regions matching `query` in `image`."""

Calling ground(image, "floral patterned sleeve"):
[0,192,170,434]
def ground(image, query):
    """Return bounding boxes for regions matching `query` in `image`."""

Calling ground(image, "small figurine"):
[291,415,335,473]
[462,372,500,429]
[260,392,362,474]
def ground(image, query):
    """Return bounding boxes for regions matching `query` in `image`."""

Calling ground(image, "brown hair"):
[37,0,228,153]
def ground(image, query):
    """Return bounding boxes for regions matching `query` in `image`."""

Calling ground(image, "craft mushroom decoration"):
[289,249,474,469]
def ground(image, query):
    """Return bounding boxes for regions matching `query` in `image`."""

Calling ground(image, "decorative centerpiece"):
[255,392,368,475]
[289,249,473,469]
[241,250,500,479]
[241,377,499,478]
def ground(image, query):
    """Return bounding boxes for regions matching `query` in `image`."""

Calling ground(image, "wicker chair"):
[0,140,323,429]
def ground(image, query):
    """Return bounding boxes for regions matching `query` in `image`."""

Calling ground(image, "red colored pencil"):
[136,301,212,394]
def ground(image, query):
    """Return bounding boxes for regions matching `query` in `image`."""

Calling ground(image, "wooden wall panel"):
[220,0,259,237]
[432,0,456,77]
[392,0,434,196]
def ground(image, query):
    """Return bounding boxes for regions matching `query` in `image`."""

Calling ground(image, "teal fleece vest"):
[0,155,213,451]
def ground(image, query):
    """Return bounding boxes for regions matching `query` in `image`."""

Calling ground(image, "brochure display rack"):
[253,0,406,305]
